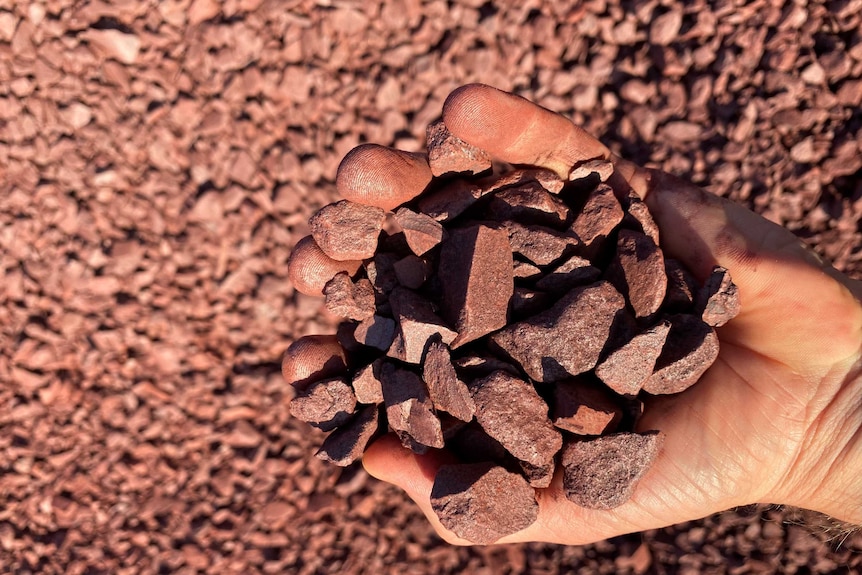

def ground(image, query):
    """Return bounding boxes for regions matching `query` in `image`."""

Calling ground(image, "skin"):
[287,84,862,545]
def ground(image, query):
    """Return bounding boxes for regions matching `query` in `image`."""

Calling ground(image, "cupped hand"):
[287,84,862,545]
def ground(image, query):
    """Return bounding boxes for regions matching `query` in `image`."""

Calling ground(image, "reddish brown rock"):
[315,405,380,466]
[431,462,538,545]
[426,119,492,176]
[416,178,487,222]
[354,314,397,351]
[323,272,375,320]
[393,254,432,289]
[664,258,698,310]
[513,259,543,280]
[569,183,624,246]
[491,281,626,382]
[552,378,624,435]
[595,320,672,396]
[610,229,667,319]
[423,337,476,422]
[561,432,664,509]
[393,207,445,256]
[365,252,400,302]
[622,191,660,245]
[470,371,561,467]
[309,200,386,261]
[697,266,740,327]
[642,314,719,395]
[569,158,615,182]
[380,363,444,453]
[439,224,513,348]
[486,181,570,228]
[504,221,581,266]
[534,255,601,294]
[518,459,555,489]
[289,377,357,432]
[351,359,384,404]
[387,287,457,363]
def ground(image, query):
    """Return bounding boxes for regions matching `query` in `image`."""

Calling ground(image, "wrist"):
[776,361,862,526]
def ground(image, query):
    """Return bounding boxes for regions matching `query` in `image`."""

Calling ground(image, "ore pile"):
[287,121,739,544]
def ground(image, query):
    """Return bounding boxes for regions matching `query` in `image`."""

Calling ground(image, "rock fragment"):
[552,378,624,435]
[351,360,384,404]
[697,266,740,327]
[568,183,624,247]
[569,158,615,182]
[431,463,538,545]
[470,371,561,467]
[664,258,698,310]
[354,315,396,351]
[642,314,719,395]
[393,207,445,256]
[309,200,386,261]
[393,254,432,289]
[387,287,457,363]
[561,432,663,509]
[426,119,493,177]
[423,337,475,422]
[534,255,601,294]
[323,272,375,320]
[622,192,660,245]
[503,221,581,266]
[595,320,671,396]
[518,459,555,489]
[289,377,357,431]
[609,229,667,319]
[491,281,626,382]
[509,287,551,318]
[380,363,444,453]
[486,181,570,228]
[439,224,513,347]
[316,405,380,466]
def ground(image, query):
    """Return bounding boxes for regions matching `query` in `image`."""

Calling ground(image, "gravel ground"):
[1,0,861,573]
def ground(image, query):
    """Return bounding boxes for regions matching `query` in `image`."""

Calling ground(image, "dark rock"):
[423,337,476,421]
[380,363,444,453]
[289,377,357,431]
[503,221,581,266]
[568,183,624,247]
[393,254,432,289]
[621,191,660,245]
[470,370,561,466]
[453,354,521,379]
[697,266,740,327]
[642,314,719,395]
[439,224,513,348]
[354,314,397,351]
[561,432,664,509]
[323,272,376,320]
[534,255,601,294]
[394,207,446,256]
[608,229,667,319]
[595,320,671,396]
[309,200,386,261]
[426,119,492,177]
[486,181,570,228]
[387,286,457,364]
[316,405,380,466]
[431,462,538,544]
[552,377,624,435]
[448,422,509,463]
[491,281,626,382]
[509,287,551,318]
[569,158,615,182]
[664,258,698,311]
[518,458,555,489]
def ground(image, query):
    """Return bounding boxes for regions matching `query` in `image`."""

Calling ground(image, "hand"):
[286,84,862,545]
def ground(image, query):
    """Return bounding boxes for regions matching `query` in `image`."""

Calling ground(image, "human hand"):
[285,84,862,545]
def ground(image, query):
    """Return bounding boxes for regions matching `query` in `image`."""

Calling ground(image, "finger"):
[336,144,433,211]
[288,236,362,296]
[281,334,348,391]
[442,83,610,179]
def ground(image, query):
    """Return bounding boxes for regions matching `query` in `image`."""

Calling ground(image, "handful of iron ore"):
[287,120,739,544]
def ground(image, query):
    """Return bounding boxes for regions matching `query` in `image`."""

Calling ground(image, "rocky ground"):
[0,0,860,573]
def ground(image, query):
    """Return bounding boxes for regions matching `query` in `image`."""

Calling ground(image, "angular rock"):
[470,371,561,466]
[426,119,492,177]
[486,181,570,228]
[504,221,581,266]
[309,200,386,261]
[595,320,671,396]
[289,377,357,432]
[423,337,475,421]
[431,463,538,545]
[561,432,664,510]
[534,255,601,294]
[417,178,487,222]
[381,363,444,453]
[387,287,457,363]
[351,359,384,404]
[316,405,380,466]
[354,315,396,351]
[323,272,375,320]
[622,191,660,245]
[393,254,432,289]
[569,158,615,182]
[439,224,513,348]
[552,378,624,435]
[609,229,667,319]
[568,183,624,246]
[491,281,626,382]
[664,258,698,310]
[518,459,555,489]
[697,266,740,327]
[642,314,719,395]
[393,207,445,256]
[513,259,543,280]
